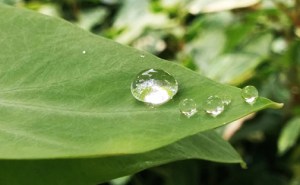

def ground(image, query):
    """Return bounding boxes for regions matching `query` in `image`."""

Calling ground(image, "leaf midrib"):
[0,99,176,117]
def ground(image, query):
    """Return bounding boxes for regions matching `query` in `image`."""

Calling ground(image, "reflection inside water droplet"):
[203,96,224,117]
[179,98,197,118]
[241,86,258,105]
[140,55,145,58]
[131,69,178,105]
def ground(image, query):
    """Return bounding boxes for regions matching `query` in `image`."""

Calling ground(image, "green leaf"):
[0,3,282,159]
[155,161,200,185]
[112,0,171,43]
[0,0,18,5]
[187,0,260,14]
[278,117,300,155]
[0,3,285,184]
[0,131,243,185]
[186,13,272,85]
[205,51,267,85]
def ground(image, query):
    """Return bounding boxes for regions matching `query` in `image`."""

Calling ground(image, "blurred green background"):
[2,0,300,184]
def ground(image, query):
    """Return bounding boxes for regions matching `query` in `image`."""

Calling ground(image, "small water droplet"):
[131,69,178,105]
[203,96,224,117]
[179,99,197,118]
[82,50,86,54]
[140,54,145,58]
[220,95,231,106]
[241,86,258,105]
[144,161,153,165]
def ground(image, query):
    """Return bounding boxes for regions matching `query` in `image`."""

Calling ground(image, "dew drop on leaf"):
[203,96,224,117]
[131,69,178,105]
[241,85,258,105]
[179,98,198,118]
[220,95,231,106]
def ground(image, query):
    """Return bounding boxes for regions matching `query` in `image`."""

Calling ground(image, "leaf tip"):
[240,161,248,169]
[272,102,284,109]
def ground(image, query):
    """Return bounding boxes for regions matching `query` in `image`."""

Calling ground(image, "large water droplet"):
[131,69,178,105]
[241,85,258,105]
[203,96,224,117]
[179,98,197,118]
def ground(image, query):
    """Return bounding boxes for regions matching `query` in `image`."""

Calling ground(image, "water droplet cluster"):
[131,68,259,118]
[178,95,232,118]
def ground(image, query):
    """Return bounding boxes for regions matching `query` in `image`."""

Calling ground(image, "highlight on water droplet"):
[131,69,178,106]
[241,85,258,105]
[203,96,224,117]
[140,54,145,58]
[82,50,86,54]
[220,95,231,106]
[179,98,198,118]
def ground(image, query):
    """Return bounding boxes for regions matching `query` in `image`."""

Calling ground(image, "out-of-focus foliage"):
[278,117,300,155]
[2,0,300,184]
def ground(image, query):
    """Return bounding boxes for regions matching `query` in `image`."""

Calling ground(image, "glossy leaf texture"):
[0,131,243,185]
[0,4,282,159]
